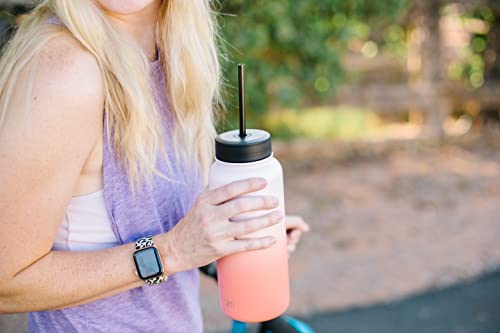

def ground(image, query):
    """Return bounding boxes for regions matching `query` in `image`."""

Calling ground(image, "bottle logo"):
[224,299,235,309]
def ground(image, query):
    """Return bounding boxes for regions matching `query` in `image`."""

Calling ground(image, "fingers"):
[286,230,301,258]
[222,236,277,256]
[287,229,302,245]
[206,177,268,205]
[285,216,310,257]
[219,195,279,220]
[224,210,284,238]
[285,215,310,233]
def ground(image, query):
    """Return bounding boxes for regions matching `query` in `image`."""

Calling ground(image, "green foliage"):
[0,12,14,53]
[262,106,381,140]
[382,24,407,57]
[445,4,496,88]
[216,0,408,131]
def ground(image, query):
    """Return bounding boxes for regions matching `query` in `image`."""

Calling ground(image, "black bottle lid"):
[215,129,272,163]
[215,64,273,163]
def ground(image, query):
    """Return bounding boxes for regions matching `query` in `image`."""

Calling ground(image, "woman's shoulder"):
[35,32,104,111]
[0,30,105,165]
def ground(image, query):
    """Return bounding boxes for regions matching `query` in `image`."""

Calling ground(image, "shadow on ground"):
[289,270,500,333]
[212,270,500,333]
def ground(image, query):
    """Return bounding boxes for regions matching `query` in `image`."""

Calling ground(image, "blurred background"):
[1,0,500,332]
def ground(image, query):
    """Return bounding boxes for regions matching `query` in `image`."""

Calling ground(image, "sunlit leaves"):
[217,0,408,130]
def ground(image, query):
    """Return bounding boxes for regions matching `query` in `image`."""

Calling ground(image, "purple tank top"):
[28,17,205,333]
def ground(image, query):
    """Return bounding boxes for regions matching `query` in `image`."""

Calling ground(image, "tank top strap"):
[45,15,62,26]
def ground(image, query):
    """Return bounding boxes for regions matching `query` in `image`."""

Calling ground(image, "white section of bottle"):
[208,153,286,237]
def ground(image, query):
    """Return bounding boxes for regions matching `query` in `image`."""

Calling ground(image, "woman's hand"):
[161,177,284,274]
[285,215,310,256]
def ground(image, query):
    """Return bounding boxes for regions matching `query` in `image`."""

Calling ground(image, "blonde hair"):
[0,0,222,193]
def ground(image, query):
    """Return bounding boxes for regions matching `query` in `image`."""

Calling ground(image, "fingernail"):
[271,196,279,205]
[257,177,267,185]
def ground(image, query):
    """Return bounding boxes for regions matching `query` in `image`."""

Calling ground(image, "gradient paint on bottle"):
[209,154,290,322]
[208,64,290,322]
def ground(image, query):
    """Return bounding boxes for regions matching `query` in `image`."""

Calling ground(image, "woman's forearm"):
[0,177,285,314]
[0,234,175,313]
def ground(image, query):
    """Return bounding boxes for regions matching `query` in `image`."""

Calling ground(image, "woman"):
[0,0,309,332]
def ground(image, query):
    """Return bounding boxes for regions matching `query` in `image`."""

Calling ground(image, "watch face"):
[133,247,163,280]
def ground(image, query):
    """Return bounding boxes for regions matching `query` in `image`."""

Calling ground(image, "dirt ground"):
[200,133,500,332]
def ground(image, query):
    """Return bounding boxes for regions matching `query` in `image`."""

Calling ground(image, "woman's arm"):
[0,32,284,314]
[0,33,153,313]
[0,33,195,312]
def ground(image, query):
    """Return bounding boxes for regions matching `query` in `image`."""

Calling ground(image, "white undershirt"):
[52,189,120,252]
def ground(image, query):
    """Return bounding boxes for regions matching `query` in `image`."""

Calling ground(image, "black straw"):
[238,64,246,138]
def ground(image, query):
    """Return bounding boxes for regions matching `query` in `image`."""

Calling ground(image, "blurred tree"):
[484,1,500,80]
[460,4,496,88]
[1,0,410,130]
[217,0,408,129]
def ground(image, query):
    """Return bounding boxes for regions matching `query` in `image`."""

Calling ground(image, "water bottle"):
[208,64,290,322]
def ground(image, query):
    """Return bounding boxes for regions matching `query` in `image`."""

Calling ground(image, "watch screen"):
[134,247,162,280]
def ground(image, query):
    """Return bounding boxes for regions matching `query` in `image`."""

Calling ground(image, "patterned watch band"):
[135,236,166,286]
[135,236,155,250]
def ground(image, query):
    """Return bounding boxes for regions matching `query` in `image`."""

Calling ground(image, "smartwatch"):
[133,236,167,286]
